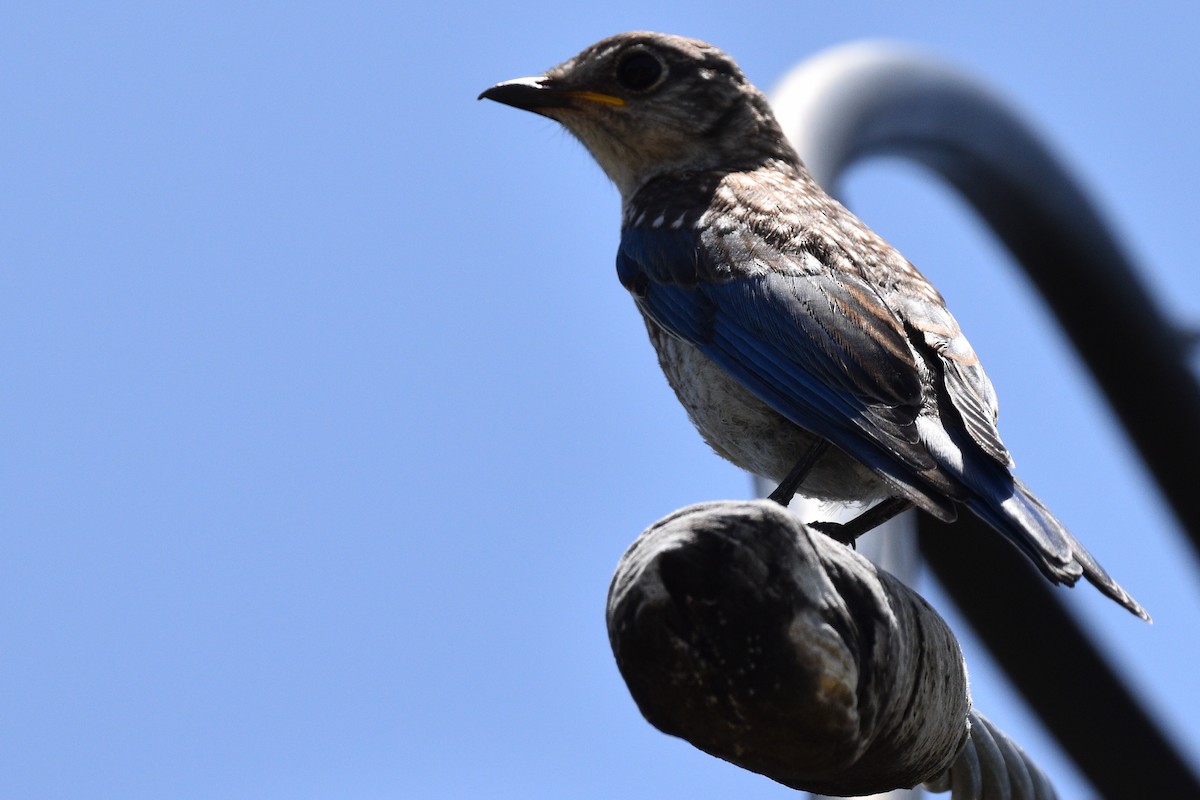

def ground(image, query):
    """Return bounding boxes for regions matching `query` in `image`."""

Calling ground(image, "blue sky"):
[3,2,1199,798]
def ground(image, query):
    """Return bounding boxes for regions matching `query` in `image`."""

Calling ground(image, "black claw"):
[810,520,857,546]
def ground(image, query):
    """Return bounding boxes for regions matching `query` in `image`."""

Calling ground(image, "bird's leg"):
[810,497,914,545]
[767,440,831,506]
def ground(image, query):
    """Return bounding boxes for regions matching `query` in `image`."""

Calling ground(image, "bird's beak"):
[479,76,625,114]
[478,76,569,112]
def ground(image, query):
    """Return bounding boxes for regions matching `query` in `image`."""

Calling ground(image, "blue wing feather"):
[619,223,962,510]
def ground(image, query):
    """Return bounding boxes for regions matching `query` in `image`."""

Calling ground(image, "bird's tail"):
[965,476,1150,622]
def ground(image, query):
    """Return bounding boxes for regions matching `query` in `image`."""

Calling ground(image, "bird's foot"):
[766,485,795,506]
[809,519,860,545]
[809,498,914,546]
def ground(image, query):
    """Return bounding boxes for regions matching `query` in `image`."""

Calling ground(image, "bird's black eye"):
[616,50,665,91]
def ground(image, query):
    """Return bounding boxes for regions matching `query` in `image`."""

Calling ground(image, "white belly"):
[645,318,889,504]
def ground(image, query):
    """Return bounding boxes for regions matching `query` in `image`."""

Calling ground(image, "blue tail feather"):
[966,476,1149,621]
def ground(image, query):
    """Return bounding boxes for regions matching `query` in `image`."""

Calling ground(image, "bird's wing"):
[888,277,1012,467]
[618,223,963,512]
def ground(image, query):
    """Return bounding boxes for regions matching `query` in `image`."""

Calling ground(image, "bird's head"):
[480,32,798,198]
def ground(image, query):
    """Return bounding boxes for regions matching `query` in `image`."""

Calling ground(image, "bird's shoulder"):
[621,162,927,285]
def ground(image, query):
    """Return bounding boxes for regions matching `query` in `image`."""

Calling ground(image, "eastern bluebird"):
[480,32,1147,620]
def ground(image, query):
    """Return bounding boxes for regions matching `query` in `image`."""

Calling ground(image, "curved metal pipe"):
[769,42,1200,797]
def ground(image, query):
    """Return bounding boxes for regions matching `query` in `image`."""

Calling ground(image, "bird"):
[479,31,1148,620]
